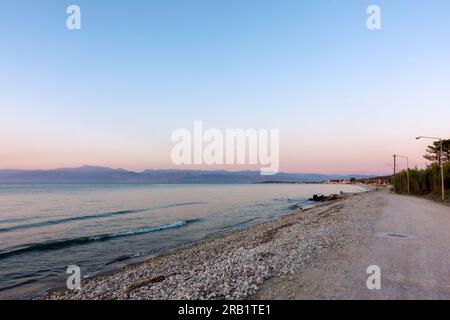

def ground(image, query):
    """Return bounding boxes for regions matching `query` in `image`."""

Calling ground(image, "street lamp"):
[416,136,445,201]
[395,154,410,194]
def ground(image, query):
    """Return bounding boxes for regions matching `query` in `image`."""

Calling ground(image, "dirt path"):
[254,189,450,299]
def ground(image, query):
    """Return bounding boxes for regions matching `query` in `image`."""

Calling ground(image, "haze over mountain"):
[0,165,374,184]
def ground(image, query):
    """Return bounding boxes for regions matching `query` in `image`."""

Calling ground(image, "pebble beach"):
[44,191,373,300]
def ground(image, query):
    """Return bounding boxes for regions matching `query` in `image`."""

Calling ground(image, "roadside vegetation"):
[392,139,450,198]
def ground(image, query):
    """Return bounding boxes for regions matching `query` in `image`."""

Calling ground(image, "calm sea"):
[0,183,365,299]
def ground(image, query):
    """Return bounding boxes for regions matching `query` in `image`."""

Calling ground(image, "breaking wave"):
[0,202,205,234]
[0,219,200,260]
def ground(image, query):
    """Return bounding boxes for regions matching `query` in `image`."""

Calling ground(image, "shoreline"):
[43,189,372,300]
[37,197,334,299]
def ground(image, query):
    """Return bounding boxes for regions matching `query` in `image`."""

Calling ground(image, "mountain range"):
[0,165,375,184]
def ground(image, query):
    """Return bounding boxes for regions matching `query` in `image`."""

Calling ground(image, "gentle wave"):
[0,209,148,233]
[0,278,39,292]
[0,215,49,224]
[0,202,206,234]
[0,219,200,260]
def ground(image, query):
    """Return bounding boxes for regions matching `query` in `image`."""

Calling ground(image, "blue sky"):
[1,0,450,174]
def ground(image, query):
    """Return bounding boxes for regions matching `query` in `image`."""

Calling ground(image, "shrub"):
[392,163,449,195]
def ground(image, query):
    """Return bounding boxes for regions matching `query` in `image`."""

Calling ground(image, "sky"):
[1,0,449,174]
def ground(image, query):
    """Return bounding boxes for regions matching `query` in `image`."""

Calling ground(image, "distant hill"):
[0,165,374,184]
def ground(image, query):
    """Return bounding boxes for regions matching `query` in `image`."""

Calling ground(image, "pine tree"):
[423,139,450,164]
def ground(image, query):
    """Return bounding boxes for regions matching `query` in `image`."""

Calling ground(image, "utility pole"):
[440,141,445,201]
[407,157,410,194]
[396,155,410,194]
[393,154,396,175]
[393,154,396,192]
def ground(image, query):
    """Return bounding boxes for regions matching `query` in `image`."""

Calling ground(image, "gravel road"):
[254,189,450,299]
